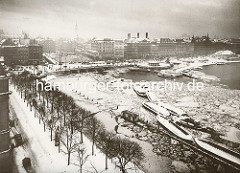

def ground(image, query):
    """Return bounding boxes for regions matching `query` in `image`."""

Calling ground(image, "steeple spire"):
[75,22,79,40]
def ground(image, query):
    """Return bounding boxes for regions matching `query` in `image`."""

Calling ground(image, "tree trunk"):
[105,154,108,170]
[46,97,49,108]
[119,158,126,173]
[80,117,84,143]
[80,159,82,173]
[92,119,95,155]
[24,90,26,102]
[71,120,74,135]
[63,113,66,126]
[58,139,60,153]
[42,93,45,105]
[51,128,53,141]
[92,138,94,156]
[68,152,71,165]
[80,130,83,144]
[66,131,69,150]
[78,150,82,173]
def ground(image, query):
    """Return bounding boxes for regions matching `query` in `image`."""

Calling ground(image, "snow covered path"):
[10,86,143,173]
[10,88,79,173]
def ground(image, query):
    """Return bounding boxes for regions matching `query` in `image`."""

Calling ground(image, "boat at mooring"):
[156,115,193,141]
[194,138,240,168]
[142,101,170,117]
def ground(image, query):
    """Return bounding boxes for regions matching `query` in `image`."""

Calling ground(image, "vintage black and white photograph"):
[0,0,240,173]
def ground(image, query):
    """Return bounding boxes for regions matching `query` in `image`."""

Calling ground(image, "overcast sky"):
[0,0,239,39]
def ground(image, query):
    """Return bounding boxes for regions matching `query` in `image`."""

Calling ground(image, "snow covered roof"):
[126,37,151,43]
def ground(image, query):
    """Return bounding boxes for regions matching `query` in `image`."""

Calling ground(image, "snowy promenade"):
[10,87,78,173]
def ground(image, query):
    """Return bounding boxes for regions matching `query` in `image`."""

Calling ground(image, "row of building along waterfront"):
[0,31,240,64]
[91,33,240,59]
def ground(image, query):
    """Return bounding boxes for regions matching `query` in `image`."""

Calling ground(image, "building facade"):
[29,45,43,64]
[113,40,125,58]
[2,45,42,65]
[124,40,194,59]
[0,64,12,173]
[124,42,138,59]
[37,39,56,53]
[91,38,115,59]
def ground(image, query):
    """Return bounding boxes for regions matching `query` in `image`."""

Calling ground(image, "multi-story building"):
[114,40,125,58]
[0,64,12,173]
[151,42,176,57]
[2,45,42,65]
[29,45,43,64]
[175,43,194,57]
[91,38,114,59]
[37,39,56,53]
[137,40,151,58]
[17,46,29,64]
[124,42,138,59]
[92,33,239,59]
[124,33,194,59]
[2,46,19,65]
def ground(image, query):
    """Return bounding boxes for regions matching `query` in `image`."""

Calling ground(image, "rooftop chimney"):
[146,32,148,39]
[137,33,139,38]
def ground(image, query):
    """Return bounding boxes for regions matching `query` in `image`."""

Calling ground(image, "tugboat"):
[156,115,193,141]
[194,138,240,168]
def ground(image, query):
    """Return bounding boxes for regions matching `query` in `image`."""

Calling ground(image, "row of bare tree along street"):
[11,71,144,173]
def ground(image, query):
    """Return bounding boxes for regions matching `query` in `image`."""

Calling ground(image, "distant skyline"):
[0,0,239,39]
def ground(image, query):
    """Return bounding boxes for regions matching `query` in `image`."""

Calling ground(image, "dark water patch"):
[202,63,240,90]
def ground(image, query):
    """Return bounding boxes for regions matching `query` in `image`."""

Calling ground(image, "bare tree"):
[32,98,38,117]
[74,144,89,173]
[90,162,107,173]
[113,137,144,173]
[38,105,48,131]
[61,126,79,165]
[97,132,116,170]
[46,111,60,141]
[85,117,105,156]
[60,93,70,126]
